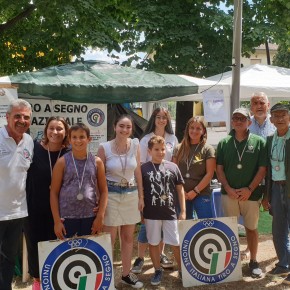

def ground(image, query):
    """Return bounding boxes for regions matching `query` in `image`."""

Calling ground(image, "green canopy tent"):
[5,60,199,103]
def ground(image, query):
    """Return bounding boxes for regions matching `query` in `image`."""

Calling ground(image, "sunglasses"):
[232,116,248,122]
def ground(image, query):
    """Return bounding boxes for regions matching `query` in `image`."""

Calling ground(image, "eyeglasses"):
[232,116,248,122]
[156,115,167,120]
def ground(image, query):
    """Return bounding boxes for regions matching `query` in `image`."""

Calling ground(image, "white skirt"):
[104,190,141,226]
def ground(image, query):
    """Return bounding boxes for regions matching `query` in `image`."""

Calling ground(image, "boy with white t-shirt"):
[141,135,186,285]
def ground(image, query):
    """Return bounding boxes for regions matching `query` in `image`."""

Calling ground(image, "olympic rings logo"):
[68,239,83,248]
[202,219,214,227]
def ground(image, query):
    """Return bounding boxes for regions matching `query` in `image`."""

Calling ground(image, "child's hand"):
[54,221,66,240]
[91,215,103,235]
[138,198,144,212]
[178,211,186,220]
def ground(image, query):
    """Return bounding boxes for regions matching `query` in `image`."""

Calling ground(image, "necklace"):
[115,140,128,186]
[233,133,251,169]
[47,145,62,189]
[271,134,286,171]
[151,161,168,200]
[71,152,88,200]
[185,143,201,178]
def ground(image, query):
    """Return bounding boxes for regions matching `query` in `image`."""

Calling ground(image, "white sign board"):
[38,234,114,290]
[0,87,18,127]
[27,99,107,154]
[179,217,242,287]
[202,89,227,122]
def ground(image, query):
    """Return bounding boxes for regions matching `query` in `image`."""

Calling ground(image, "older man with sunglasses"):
[263,103,290,285]
[216,108,267,278]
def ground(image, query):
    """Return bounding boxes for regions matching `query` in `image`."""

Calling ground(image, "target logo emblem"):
[87,108,105,127]
[41,238,113,289]
[181,219,239,283]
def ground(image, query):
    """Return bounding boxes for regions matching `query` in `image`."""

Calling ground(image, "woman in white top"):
[132,107,179,273]
[140,107,178,163]
[97,114,144,289]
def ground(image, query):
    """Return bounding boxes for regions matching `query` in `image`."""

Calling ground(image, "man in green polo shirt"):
[216,107,267,278]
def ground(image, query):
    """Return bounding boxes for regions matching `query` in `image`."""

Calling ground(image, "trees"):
[0,0,133,75]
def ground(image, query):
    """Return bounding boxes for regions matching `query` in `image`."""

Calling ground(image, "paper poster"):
[0,87,18,127]
[38,234,114,290]
[202,90,227,122]
[27,99,107,154]
[179,217,242,287]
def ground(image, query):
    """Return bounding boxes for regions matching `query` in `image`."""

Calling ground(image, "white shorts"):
[144,219,179,246]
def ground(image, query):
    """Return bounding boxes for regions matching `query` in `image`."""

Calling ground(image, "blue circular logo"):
[87,108,105,127]
[41,238,113,289]
[181,219,239,283]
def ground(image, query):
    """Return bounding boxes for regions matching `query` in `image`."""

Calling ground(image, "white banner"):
[38,234,114,290]
[179,217,242,287]
[202,90,227,122]
[0,87,18,127]
[27,99,107,154]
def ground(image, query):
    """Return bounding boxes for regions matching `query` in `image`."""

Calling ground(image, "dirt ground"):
[12,234,290,290]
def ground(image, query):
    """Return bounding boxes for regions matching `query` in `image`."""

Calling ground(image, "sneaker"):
[267,266,290,277]
[32,280,41,290]
[160,254,173,269]
[131,257,144,274]
[249,260,262,278]
[121,272,143,289]
[151,268,163,286]
[283,275,290,285]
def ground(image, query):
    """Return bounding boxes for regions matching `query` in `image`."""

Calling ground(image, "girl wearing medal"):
[97,115,144,289]
[24,116,70,290]
[132,107,178,274]
[173,117,216,220]
[50,123,108,240]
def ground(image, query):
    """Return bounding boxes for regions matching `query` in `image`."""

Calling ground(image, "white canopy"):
[207,64,290,102]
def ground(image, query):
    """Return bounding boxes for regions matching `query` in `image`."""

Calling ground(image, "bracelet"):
[193,188,199,195]
[248,186,252,193]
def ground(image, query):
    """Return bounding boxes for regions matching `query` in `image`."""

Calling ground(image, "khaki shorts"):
[221,194,260,230]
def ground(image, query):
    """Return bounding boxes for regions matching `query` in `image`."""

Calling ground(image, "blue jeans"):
[0,218,25,290]
[271,182,290,268]
[137,223,148,243]
[186,195,213,220]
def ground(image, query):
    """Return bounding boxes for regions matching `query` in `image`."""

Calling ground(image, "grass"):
[258,209,272,234]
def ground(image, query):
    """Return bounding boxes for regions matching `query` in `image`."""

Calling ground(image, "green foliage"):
[273,45,290,68]
[0,0,133,75]
[1,0,290,79]
[123,0,233,77]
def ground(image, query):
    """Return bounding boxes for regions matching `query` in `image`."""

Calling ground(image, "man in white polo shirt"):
[0,99,33,290]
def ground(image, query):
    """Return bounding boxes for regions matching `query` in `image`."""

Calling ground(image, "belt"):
[273,180,286,185]
[107,180,136,188]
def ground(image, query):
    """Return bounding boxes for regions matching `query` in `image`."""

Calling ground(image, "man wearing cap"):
[216,107,267,278]
[263,103,290,284]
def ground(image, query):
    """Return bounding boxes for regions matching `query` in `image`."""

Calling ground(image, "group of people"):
[0,93,290,289]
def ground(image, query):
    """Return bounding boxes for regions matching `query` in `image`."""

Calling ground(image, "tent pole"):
[231,0,243,120]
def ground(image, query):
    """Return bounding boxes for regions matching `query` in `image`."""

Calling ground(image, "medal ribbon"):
[151,161,167,199]
[233,133,251,166]
[185,143,201,174]
[47,146,62,178]
[71,152,88,195]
